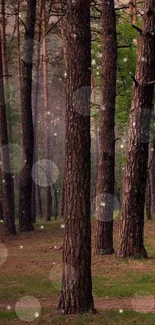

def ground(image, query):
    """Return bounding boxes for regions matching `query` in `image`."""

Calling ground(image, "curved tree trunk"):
[19,0,37,232]
[95,0,117,255]
[58,0,94,314]
[118,0,155,258]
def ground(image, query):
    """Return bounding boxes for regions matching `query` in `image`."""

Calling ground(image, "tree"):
[150,137,155,213]
[58,0,94,314]
[95,0,117,255]
[19,0,37,231]
[42,0,52,222]
[118,0,155,258]
[32,0,43,222]
[0,28,16,235]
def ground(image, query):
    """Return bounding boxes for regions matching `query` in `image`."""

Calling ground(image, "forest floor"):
[0,217,155,324]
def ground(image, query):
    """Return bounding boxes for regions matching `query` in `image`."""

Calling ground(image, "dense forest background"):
[1,0,155,322]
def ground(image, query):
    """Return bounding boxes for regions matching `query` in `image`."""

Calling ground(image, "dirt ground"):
[0,219,155,323]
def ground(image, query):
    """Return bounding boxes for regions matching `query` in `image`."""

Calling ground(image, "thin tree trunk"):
[1,0,13,139]
[52,182,58,220]
[129,0,137,24]
[57,2,67,220]
[145,170,152,220]
[36,185,43,218]
[58,0,94,314]
[17,0,21,89]
[118,0,155,258]
[42,0,52,222]
[19,0,37,232]
[0,29,16,236]
[150,138,155,213]
[95,0,117,255]
[32,0,43,222]
[1,0,15,225]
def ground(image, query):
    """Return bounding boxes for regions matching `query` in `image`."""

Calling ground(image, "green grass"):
[0,311,16,321]
[93,273,155,298]
[1,218,155,324]
[53,311,155,325]
[0,274,60,301]
[1,309,155,325]
[1,271,155,303]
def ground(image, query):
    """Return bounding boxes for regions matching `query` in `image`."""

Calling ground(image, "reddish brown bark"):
[118,0,155,258]
[95,0,117,255]
[58,0,94,314]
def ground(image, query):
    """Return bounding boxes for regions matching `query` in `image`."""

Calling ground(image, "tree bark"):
[95,0,117,255]
[0,29,16,235]
[150,138,155,213]
[145,169,152,220]
[118,0,155,258]
[58,0,94,314]
[19,0,37,231]
[1,0,15,226]
[32,0,43,222]
[52,182,58,220]
[42,0,52,222]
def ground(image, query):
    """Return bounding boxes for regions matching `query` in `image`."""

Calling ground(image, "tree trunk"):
[58,0,94,314]
[145,170,152,220]
[42,1,52,222]
[150,138,155,213]
[129,0,137,24]
[1,0,13,140]
[36,185,43,218]
[95,0,117,255]
[17,0,21,89]
[32,0,43,223]
[19,0,36,232]
[57,0,67,220]
[118,0,155,258]
[1,0,15,226]
[52,183,58,220]
[0,29,16,236]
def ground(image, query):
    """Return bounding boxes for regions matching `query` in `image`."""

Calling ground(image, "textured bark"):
[1,0,15,224]
[58,0,94,314]
[145,170,152,220]
[0,29,16,236]
[150,138,155,213]
[59,180,64,218]
[19,0,36,231]
[145,144,152,220]
[42,1,52,222]
[32,0,43,222]
[95,0,117,255]
[17,0,21,88]
[1,0,13,139]
[58,3,67,220]
[118,0,155,258]
[0,199,2,221]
